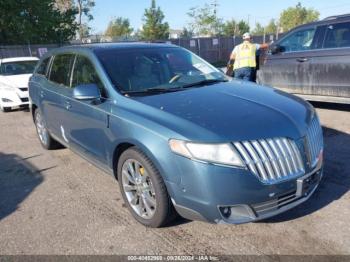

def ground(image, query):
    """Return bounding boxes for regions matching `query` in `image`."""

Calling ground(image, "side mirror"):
[271,44,285,55]
[73,84,101,100]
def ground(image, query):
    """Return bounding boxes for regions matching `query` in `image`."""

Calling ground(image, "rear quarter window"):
[324,22,350,48]
[36,57,51,76]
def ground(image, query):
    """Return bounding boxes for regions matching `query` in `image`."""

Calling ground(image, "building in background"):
[169,29,183,39]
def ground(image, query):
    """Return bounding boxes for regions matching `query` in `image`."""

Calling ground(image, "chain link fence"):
[0,33,283,65]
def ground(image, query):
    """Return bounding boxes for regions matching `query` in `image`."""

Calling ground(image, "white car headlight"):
[169,139,245,167]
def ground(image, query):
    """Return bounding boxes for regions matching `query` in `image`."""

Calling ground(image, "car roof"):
[291,13,350,31]
[0,57,39,63]
[49,42,176,54]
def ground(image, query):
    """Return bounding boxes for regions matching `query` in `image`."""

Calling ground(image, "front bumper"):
[166,154,323,224]
[0,89,29,108]
[216,167,322,224]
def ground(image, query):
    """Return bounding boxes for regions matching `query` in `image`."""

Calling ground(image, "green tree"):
[54,0,95,40]
[237,20,250,35]
[76,0,95,39]
[78,23,90,39]
[222,19,237,36]
[180,27,194,38]
[265,19,277,34]
[54,0,74,13]
[105,17,133,39]
[252,22,264,35]
[140,0,169,41]
[279,2,319,32]
[187,3,223,37]
[252,19,277,36]
[0,0,77,44]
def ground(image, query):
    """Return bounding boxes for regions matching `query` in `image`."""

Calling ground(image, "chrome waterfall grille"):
[233,138,305,183]
[306,116,323,168]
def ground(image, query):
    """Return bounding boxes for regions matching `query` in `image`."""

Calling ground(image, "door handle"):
[65,101,72,110]
[296,57,309,63]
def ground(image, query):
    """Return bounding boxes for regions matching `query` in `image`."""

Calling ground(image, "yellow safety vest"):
[233,41,257,70]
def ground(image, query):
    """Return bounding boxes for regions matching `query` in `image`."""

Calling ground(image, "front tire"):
[117,147,176,227]
[34,109,60,150]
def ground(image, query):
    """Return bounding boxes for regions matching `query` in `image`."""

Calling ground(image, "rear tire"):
[34,109,60,150]
[117,147,177,227]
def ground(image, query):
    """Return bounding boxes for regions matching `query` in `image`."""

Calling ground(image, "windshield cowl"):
[121,78,228,96]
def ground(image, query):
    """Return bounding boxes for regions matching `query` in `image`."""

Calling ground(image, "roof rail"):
[323,14,350,21]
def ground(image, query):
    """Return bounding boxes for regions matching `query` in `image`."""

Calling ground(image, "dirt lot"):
[0,103,349,255]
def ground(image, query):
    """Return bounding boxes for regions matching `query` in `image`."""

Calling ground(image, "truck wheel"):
[34,109,60,150]
[117,147,177,227]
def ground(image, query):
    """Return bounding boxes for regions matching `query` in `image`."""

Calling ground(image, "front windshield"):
[0,60,38,75]
[95,47,227,94]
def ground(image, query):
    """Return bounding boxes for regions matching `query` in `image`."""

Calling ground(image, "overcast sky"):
[90,0,350,33]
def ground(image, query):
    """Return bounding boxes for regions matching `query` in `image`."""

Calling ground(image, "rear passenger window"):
[324,22,350,48]
[49,54,75,86]
[72,56,106,97]
[36,57,51,76]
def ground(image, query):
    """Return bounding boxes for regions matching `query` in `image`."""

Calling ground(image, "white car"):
[0,57,39,112]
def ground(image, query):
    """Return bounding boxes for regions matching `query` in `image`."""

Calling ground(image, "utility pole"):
[212,0,218,18]
[247,14,251,30]
[211,0,219,35]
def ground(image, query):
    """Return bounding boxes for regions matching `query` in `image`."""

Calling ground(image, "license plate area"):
[296,170,321,197]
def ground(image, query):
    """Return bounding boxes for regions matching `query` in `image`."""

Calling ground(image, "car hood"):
[0,74,32,88]
[130,81,314,142]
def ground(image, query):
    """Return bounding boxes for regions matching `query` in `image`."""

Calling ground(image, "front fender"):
[108,114,183,186]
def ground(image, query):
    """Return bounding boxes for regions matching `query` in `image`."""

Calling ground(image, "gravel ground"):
[0,103,349,255]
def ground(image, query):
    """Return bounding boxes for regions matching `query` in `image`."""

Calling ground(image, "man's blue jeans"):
[234,67,255,82]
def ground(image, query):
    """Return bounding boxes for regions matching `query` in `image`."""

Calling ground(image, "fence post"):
[197,38,201,56]
[218,37,221,63]
[27,41,32,57]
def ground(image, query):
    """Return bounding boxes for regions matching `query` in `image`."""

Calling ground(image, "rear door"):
[258,27,317,94]
[44,54,75,138]
[29,56,51,111]
[309,21,350,100]
[61,55,111,166]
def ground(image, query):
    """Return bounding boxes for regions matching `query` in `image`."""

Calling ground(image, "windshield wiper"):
[180,78,228,89]
[121,87,184,96]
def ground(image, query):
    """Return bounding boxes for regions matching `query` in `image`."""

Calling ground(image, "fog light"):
[1,98,13,103]
[219,205,256,223]
[220,207,231,218]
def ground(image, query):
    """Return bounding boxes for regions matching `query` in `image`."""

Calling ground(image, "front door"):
[61,55,111,166]
[259,27,317,95]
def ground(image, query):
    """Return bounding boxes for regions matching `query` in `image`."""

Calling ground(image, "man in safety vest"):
[226,32,269,82]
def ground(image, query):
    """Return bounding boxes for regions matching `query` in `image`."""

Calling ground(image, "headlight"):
[1,98,13,102]
[169,139,245,167]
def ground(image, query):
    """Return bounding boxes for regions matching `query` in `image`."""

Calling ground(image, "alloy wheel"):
[121,159,157,219]
[35,111,48,146]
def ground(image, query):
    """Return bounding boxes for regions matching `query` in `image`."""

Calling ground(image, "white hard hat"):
[242,32,251,40]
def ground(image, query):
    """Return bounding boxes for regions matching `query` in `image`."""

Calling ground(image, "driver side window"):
[279,28,316,52]
[71,56,107,98]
